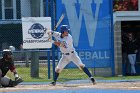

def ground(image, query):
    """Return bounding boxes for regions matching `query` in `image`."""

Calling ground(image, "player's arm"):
[47,31,60,37]
[9,62,22,81]
[47,31,66,47]
[52,41,66,48]
[10,64,19,78]
[47,31,61,42]
[53,41,61,47]
[47,31,63,44]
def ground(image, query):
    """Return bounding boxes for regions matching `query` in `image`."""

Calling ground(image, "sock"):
[83,67,92,77]
[54,72,59,82]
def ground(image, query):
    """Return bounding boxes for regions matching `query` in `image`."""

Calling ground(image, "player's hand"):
[54,27,56,31]
[47,31,53,42]
[15,77,20,81]
[15,77,23,83]
[54,41,61,47]
[60,42,66,48]
[47,31,52,35]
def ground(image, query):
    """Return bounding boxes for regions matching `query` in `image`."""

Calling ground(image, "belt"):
[62,51,74,55]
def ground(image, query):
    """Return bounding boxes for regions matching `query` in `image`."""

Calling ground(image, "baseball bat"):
[47,13,65,42]
[54,13,65,30]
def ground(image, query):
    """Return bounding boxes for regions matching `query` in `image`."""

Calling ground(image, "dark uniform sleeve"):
[9,60,16,72]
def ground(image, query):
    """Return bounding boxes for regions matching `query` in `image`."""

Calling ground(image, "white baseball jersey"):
[52,31,85,73]
[52,31,75,53]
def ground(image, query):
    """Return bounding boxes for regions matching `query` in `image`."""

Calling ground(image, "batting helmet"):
[60,25,69,34]
[2,49,13,59]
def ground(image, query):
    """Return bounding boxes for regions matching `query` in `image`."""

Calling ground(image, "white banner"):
[22,17,52,49]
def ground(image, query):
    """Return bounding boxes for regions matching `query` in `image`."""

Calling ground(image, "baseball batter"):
[48,25,96,86]
[0,49,23,87]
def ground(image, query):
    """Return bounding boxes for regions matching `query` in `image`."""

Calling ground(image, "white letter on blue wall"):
[62,0,103,47]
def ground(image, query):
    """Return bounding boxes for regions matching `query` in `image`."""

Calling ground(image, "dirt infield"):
[0,81,140,92]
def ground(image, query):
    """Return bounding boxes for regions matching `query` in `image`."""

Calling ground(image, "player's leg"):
[0,69,2,87]
[51,55,69,85]
[1,75,23,87]
[1,76,15,87]
[1,76,10,87]
[72,52,96,84]
[128,54,136,75]
[72,52,92,77]
[129,54,136,75]
[1,76,23,87]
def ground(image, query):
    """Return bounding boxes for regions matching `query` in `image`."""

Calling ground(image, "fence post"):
[50,0,56,80]
[31,51,39,78]
[47,49,51,79]
[110,0,115,76]
[52,46,56,80]
[25,50,29,67]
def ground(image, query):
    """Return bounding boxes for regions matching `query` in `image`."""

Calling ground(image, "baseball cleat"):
[50,81,56,86]
[91,77,96,85]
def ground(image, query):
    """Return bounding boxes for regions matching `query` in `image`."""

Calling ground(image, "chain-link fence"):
[0,0,94,82]
[4,49,92,82]
[3,0,139,83]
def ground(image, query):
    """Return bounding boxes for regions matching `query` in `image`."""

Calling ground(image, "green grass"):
[7,66,51,82]
[6,66,140,82]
